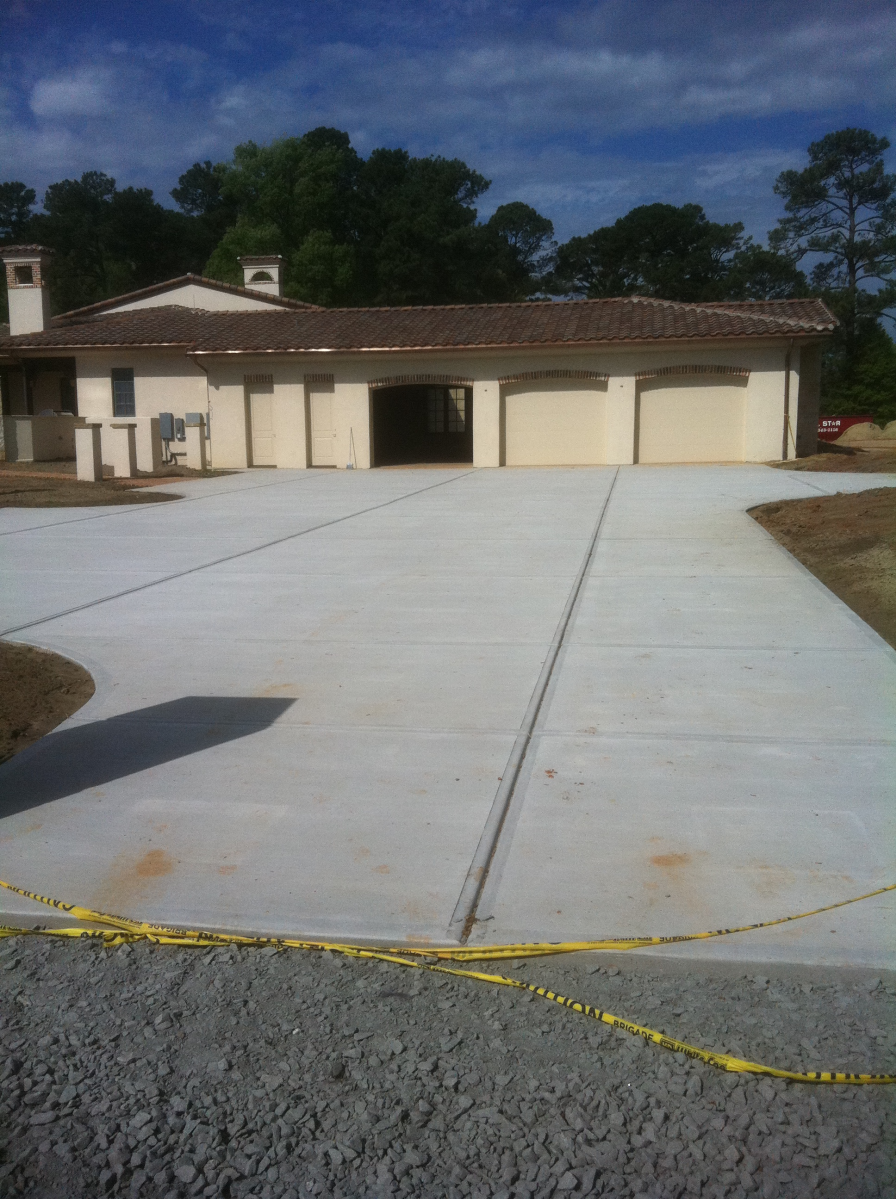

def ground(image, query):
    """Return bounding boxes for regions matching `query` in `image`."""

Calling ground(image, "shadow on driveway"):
[0,696,295,818]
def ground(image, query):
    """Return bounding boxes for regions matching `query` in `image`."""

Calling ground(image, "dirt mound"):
[834,420,896,445]
[773,446,896,472]
[0,642,95,764]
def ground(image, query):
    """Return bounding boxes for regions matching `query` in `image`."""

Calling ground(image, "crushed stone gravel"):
[0,935,894,1198]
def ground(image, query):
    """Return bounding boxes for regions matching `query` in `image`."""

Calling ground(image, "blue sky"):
[2,0,895,243]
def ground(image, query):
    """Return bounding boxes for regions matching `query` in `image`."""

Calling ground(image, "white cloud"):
[30,67,111,119]
[3,0,895,242]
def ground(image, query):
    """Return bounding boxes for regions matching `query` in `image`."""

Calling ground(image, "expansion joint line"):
[1,469,478,638]
[0,465,335,539]
[448,468,620,943]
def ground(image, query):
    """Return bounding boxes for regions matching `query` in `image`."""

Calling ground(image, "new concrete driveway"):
[1,465,894,967]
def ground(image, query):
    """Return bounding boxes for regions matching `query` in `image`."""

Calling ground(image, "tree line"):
[1,126,894,421]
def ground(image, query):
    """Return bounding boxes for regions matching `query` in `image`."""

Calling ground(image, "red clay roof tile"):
[0,295,836,354]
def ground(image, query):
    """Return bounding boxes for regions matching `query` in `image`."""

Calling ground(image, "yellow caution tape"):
[0,878,893,1084]
[1,876,893,959]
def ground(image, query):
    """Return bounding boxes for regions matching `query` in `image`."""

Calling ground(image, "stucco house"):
[0,244,835,472]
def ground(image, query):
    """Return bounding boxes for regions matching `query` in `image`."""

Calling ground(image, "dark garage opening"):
[372,384,473,466]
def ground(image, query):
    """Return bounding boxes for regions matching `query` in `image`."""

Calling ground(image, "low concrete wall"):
[76,425,103,482]
[102,423,137,478]
[2,414,77,461]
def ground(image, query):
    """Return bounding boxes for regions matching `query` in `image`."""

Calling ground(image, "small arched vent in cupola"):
[238,255,283,297]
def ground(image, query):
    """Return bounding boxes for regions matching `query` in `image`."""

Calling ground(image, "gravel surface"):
[0,935,893,1198]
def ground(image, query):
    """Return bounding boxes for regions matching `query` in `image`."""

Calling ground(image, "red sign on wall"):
[818,415,874,442]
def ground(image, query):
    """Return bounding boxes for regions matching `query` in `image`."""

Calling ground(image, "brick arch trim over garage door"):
[368,374,473,389]
[635,364,750,381]
[498,368,609,385]
[635,368,750,464]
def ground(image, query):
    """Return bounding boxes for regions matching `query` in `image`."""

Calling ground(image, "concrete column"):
[135,417,163,473]
[606,376,636,465]
[3,417,34,462]
[473,381,501,467]
[103,423,137,478]
[76,424,103,482]
[185,421,207,470]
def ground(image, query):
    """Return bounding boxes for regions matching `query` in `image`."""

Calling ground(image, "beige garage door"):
[504,380,607,465]
[636,379,746,464]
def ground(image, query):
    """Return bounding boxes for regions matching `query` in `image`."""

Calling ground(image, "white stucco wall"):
[106,282,290,313]
[74,350,208,471]
[7,287,52,337]
[203,359,309,470]
[38,337,820,472]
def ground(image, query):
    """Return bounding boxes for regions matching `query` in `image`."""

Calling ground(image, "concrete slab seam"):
[0,465,336,539]
[0,469,478,638]
[447,469,620,942]
[532,729,896,747]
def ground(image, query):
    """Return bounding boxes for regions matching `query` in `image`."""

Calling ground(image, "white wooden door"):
[309,385,337,466]
[248,383,276,466]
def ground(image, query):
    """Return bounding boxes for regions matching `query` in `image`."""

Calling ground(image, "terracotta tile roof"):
[0,295,836,354]
[57,274,319,317]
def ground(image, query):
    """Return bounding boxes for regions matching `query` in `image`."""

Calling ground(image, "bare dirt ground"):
[0,460,234,507]
[750,488,896,649]
[0,476,184,507]
[771,447,896,474]
[0,643,95,765]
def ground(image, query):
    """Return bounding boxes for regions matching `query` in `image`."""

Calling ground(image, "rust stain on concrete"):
[749,863,796,898]
[373,864,390,874]
[218,864,237,876]
[254,682,300,698]
[651,852,691,868]
[92,847,177,916]
[135,849,173,878]
[0,821,42,845]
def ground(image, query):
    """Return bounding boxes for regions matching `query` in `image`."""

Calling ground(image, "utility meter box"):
[158,412,175,441]
[185,412,204,427]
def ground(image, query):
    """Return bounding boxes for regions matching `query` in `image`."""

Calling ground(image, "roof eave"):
[0,341,195,352]
[190,330,836,355]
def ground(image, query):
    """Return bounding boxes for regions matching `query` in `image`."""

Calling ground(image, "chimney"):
[238,254,284,297]
[1,245,54,335]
